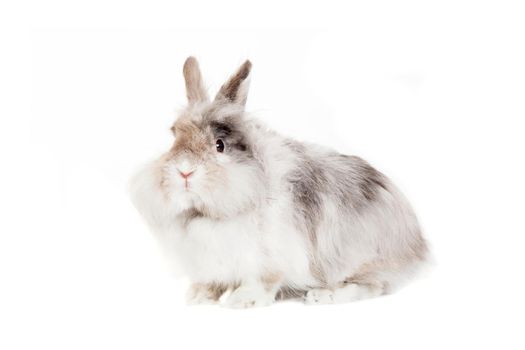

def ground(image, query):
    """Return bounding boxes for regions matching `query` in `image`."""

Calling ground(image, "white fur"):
[129,60,428,308]
[129,139,319,293]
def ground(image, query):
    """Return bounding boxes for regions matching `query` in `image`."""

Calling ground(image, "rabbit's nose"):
[179,171,194,179]
[176,159,195,177]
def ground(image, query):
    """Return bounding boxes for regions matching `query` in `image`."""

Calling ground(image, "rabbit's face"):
[165,106,251,190]
[159,104,262,218]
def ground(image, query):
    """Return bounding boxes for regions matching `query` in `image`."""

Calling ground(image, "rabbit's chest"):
[174,213,264,282]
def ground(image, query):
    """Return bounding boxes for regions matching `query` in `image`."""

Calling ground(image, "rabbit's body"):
[130,57,428,307]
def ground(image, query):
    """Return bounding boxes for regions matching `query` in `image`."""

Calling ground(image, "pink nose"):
[179,171,194,179]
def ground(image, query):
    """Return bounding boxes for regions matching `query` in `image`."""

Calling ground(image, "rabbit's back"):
[272,138,428,289]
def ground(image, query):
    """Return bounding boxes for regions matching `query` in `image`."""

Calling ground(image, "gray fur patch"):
[209,119,249,153]
[285,140,327,246]
[205,115,253,161]
[333,155,388,208]
[285,141,388,234]
[284,140,391,283]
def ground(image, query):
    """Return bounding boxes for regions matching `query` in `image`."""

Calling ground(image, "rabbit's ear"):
[183,56,208,104]
[215,60,252,106]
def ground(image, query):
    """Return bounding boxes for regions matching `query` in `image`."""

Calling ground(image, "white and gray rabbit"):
[130,57,428,308]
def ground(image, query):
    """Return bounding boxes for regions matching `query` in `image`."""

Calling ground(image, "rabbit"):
[130,57,429,308]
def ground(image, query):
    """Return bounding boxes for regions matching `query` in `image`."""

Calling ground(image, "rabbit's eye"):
[216,139,225,153]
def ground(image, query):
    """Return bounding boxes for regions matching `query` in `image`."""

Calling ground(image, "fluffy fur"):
[130,57,428,308]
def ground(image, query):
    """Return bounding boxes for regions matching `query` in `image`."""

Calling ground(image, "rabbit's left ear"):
[215,60,252,106]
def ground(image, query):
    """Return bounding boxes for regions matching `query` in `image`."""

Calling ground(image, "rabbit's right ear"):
[214,60,252,106]
[183,56,208,104]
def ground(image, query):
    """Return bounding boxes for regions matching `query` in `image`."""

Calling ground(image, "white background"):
[1,1,524,349]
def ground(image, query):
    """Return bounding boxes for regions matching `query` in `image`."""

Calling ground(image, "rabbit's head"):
[160,57,263,219]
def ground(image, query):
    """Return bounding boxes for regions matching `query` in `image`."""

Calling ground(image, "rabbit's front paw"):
[225,285,274,309]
